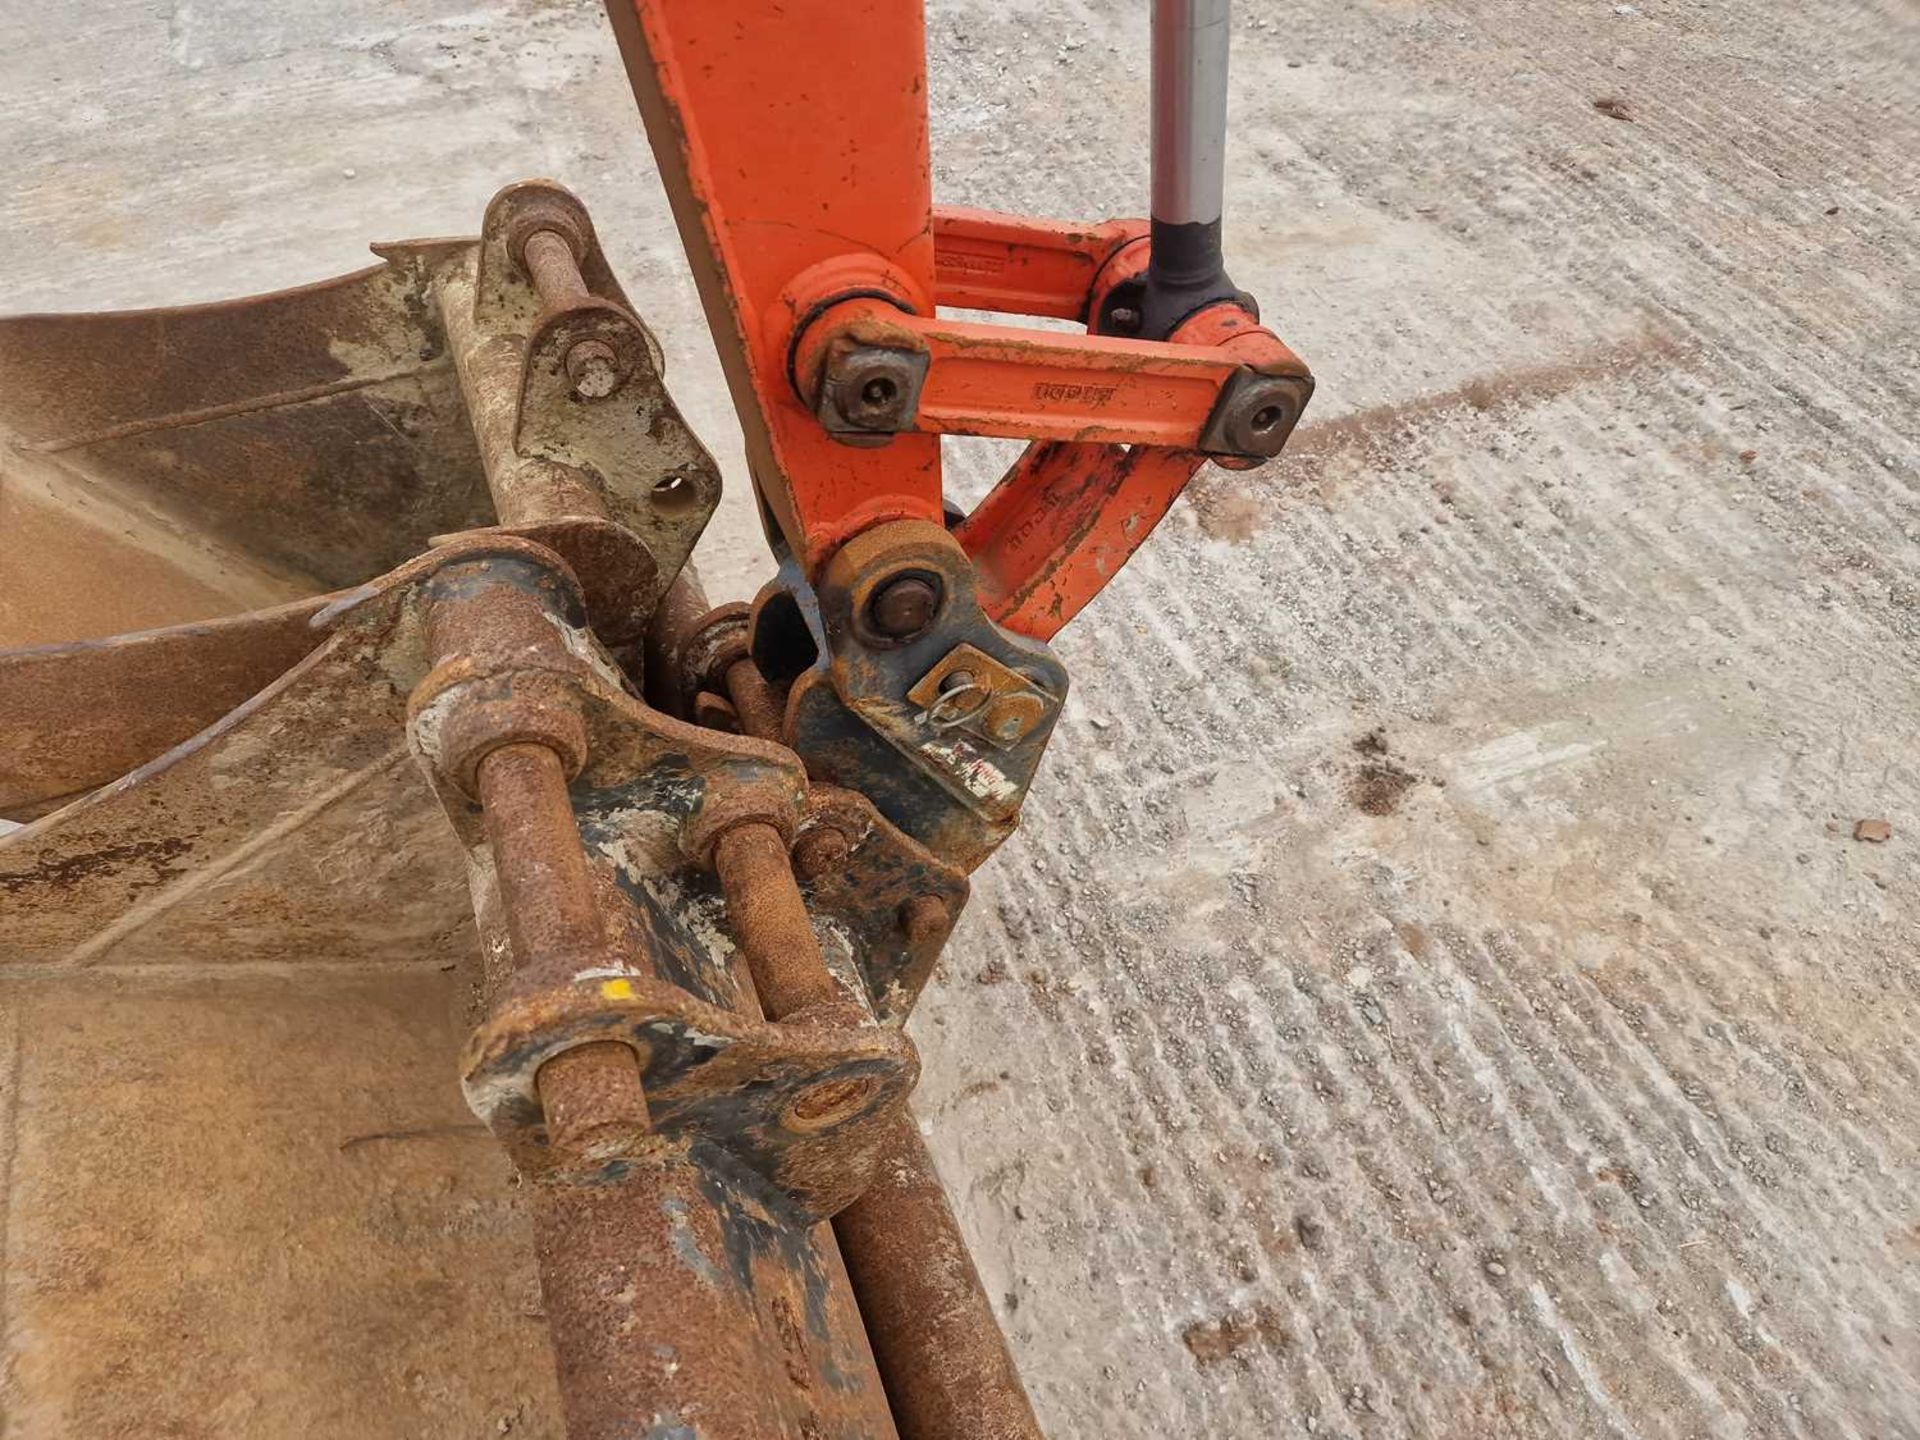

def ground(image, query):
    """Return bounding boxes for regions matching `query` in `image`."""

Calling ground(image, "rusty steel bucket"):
[0,180,1035,1440]
[0,216,587,1435]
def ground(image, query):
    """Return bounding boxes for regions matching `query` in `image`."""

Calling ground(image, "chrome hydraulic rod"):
[1102,0,1242,338]
[1151,0,1230,236]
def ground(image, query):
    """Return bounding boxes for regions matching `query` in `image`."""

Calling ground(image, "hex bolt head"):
[839,355,915,427]
[867,572,942,642]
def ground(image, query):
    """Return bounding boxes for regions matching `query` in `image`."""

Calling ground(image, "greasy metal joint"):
[814,334,931,444]
[1198,369,1311,462]
[867,569,944,644]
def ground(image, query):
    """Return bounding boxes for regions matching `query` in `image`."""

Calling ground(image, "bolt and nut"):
[520,225,630,402]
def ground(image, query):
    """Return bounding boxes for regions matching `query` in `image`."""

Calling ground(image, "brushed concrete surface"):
[2,1,1917,1436]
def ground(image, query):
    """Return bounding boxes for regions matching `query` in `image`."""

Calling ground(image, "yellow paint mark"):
[600,978,636,1001]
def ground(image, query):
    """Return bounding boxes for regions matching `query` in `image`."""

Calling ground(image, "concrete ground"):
[3,0,1918,1436]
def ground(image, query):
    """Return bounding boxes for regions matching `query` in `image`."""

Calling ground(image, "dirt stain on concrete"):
[1348,728,1422,816]
[1182,1304,1293,1368]
[1188,329,1691,544]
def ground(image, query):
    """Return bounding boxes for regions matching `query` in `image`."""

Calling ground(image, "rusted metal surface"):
[902,643,1052,752]
[429,180,722,636]
[519,226,626,400]
[0,594,333,817]
[405,542,917,1432]
[676,601,753,720]
[0,177,716,657]
[537,1041,653,1164]
[440,276,616,526]
[722,657,785,743]
[0,37,1250,1423]
[0,542,487,969]
[477,743,609,986]
[835,1116,1044,1440]
[531,1150,899,1440]
[782,519,1068,873]
[0,520,913,1427]
[522,227,596,310]
[792,825,852,881]
[796,785,967,1024]
[464,971,916,1209]
[657,600,972,1027]
[900,893,948,949]
[642,565,718,718]
[648,575,1036,1440]
[431,515,666,645]
[0,429,310,645]
[0,246,491,591]
[713,821,850,1022]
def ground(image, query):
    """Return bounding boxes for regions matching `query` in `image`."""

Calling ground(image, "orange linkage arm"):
[955,442,1206,642]
[924,214,1308,640]
[606,1,1310,640]
[603,0,946,569]
[930,208,1146,320]
[951,302,1299,641]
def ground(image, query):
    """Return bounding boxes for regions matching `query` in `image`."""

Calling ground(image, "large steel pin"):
[427,564,900,1439]
[473,741,652,1157]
